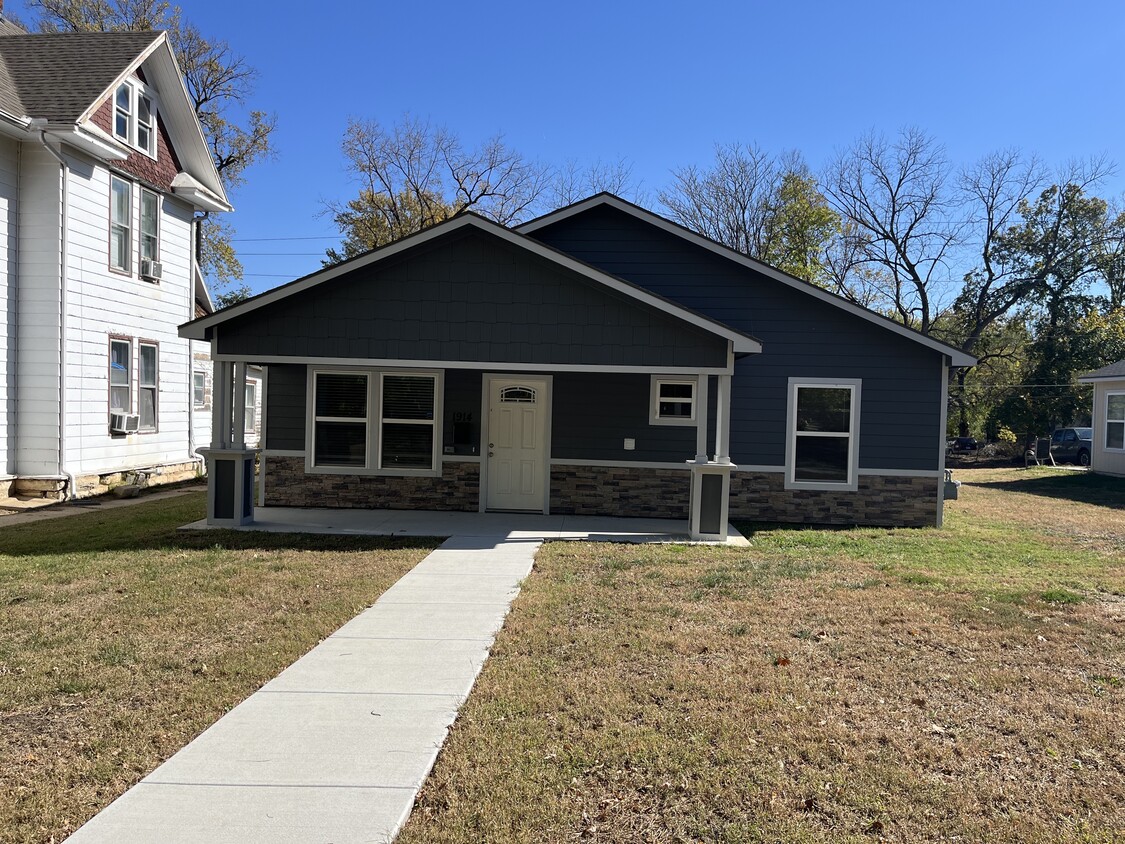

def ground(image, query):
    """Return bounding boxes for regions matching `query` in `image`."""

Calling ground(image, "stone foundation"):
[729,472,939,528]
[549,465,690,519]
[264,455,480,511]
[8,460,205,501]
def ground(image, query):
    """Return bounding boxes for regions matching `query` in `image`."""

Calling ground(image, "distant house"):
[181,194,976,539]
[1078,360,1125,477]
[0,21,259,499]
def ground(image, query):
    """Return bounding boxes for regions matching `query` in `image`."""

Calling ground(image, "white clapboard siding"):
[0,137,16,475]
[16,143,63,475]
[63,152,197,476]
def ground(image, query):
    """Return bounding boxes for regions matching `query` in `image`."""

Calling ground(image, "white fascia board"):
[518,194,977,368]
[179,214,763,353]
[46,124,130,161]
[1077,372,1125,383]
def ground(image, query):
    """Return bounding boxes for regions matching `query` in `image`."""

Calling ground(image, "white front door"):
[486,377,548,511]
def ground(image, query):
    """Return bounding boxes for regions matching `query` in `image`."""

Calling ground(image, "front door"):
[486,377,548,511]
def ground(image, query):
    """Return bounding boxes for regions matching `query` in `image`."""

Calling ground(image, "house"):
[1077,360,1125,477]
[180,194,976,539]
[0,22,259,499]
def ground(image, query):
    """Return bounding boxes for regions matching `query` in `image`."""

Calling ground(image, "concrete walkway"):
[67,532,538,844]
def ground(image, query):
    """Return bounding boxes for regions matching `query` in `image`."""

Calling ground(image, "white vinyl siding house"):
[1079,363,1125,478]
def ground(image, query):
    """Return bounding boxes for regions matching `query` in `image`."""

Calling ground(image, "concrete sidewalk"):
[66,533,538,844]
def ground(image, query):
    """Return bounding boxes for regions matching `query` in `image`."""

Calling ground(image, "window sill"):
[649,416,697,427]
[784,477,858,492]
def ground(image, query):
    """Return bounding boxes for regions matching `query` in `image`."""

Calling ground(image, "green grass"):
[397,467,1125,843]
[0,491,439,844]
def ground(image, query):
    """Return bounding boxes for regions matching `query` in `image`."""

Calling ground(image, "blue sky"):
[10,0,1125,294]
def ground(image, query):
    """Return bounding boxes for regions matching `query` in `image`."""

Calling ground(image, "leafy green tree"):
[32,0,276,304]
[325,188,453,264]
[763,170,840,284]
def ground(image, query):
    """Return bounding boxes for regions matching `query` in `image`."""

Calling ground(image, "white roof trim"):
[1077,373,1125,383]
[179,214,763,354]
[518,194,978,368]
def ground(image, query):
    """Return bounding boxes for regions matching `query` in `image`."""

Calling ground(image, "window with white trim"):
[379,374,437,470]
[309,369,440,473]
[1107,391,1125,451]
[109,338,131,413]
[193,371,207,408]
[244,383,257,433]
[140,189,159,265]
[650,377,697,425]
[112,80,157,157]
[110,176,131,273]
[312,372,369,467]
[787,380,859,488]
[138,343,158,431]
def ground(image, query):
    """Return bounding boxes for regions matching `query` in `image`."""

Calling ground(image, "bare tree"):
[551,157,642,207]
[824,128,961,334]
[323,116,551,263]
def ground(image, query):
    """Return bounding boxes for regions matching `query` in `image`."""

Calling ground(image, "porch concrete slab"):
[144,691,460,789]
[67,532,538,844]
[181,506,749,546]
[65,782,413,844]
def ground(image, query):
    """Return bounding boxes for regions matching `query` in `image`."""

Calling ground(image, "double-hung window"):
[786,379,860,489]
[650,376,697,425]
[312,372,369,467]
[245,383,258,433]
[138,343,158,431]
[109,339,131,413]
[110,176,132,273]
[310,370,440,473]
[112,81,157,157]
[193,371,207,409]
[1107,392,1125,451]
[140,189,159,268]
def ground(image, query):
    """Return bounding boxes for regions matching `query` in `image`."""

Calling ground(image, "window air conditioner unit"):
[110,412,140,434]
[140,259,163,281]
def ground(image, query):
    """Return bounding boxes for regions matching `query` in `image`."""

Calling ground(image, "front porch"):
[181,505,750,546]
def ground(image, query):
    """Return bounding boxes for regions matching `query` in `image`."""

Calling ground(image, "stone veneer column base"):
[264,456,480,511]
[728,472,939,528]
[550,465,690,519]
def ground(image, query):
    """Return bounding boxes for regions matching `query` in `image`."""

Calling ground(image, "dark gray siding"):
[263,364,306,451]
[551,373,695,462]
[532,206,945,471]
[217,228,728,369]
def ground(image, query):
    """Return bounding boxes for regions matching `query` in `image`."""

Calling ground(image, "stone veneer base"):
[262,458,939,528]
[264,456,480,511]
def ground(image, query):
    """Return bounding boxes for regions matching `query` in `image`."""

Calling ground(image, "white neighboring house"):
[1078,360,1125,478]
[0,21,258,499]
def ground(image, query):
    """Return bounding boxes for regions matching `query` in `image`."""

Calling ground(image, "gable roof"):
[0,30,161,122]
[1078,359,1125,382]
[0,28,229,210]
[518,193,977,368]
[179,212,763,355]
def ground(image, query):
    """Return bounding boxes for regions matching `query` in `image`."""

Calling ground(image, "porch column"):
[714,374,732,464]
[232,362,248,448]
[695,373,710,462]
[200,359,257,527]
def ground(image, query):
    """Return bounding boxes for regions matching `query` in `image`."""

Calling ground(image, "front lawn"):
[399,467,1125,843]
[0,493,438,844]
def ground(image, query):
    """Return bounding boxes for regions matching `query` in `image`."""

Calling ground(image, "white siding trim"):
[213,354,734,375]
[550,458,693,471]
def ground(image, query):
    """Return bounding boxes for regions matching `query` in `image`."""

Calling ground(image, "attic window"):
[112,81,157,158]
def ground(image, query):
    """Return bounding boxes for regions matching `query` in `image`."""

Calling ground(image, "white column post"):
[211,360,232,449]
[233,362,248,448]
[714,374,732,464]
[694,374,709,463]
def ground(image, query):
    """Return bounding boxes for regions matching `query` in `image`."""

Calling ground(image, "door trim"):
[480,373,553,514]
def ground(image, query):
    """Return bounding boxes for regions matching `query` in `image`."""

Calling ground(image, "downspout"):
[33,122,76,499]
[187,216,197,467]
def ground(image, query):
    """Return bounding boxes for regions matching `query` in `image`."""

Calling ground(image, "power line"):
[231,235,337,242]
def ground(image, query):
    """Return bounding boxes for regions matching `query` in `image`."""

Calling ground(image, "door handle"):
[488,451,494,457]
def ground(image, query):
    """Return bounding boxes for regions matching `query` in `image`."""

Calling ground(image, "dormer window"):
[112,81,157,157]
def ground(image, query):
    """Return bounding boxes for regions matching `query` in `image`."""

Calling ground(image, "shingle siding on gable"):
[530,205,945,471]
[217,228,730,369]
[90,91,181,191]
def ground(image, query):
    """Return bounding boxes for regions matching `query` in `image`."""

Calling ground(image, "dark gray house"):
[180,194,975,539]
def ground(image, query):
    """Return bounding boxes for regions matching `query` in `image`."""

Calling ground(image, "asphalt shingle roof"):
[0,29,161,121]
[1082,359,1125,380]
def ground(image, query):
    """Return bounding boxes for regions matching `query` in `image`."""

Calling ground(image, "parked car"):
[947,436,982,454]
[1050,427,1093,465]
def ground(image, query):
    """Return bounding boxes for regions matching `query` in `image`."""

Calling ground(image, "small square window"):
[650,377,697,426]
